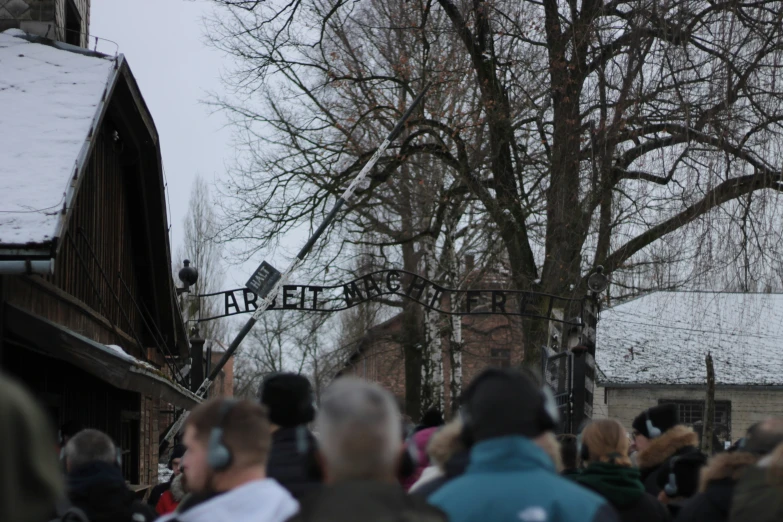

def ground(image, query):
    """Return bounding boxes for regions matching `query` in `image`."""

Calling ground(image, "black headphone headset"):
[207,400,237,471]
[579,433,590,463]
[460,369,559,441]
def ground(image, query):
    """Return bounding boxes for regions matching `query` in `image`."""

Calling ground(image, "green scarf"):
[574,462,645,508]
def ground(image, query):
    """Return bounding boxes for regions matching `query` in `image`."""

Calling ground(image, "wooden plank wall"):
[48,124,148,359]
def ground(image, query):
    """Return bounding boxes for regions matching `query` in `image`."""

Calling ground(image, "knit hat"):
[257,373,315,428]
[657,451,707,498]
[168,444,186,470]
[461,368,553,442]
[632,404,678,439]
[420,408,444,429]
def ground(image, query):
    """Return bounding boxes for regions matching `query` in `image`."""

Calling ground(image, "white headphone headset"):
[645,410,662,439]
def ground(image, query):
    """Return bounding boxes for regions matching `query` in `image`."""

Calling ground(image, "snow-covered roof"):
[596,291,783,386]
[0,29,117,246]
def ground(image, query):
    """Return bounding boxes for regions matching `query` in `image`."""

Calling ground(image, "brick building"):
[341,310,525,417]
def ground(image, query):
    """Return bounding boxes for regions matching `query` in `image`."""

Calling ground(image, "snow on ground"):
[158,463,173,484]
[0,30,115,245]
[596,291,783,386]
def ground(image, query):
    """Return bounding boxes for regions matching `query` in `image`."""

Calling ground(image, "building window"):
[491,349,511,369]
[65,0,81,46]
[659,399,732,449]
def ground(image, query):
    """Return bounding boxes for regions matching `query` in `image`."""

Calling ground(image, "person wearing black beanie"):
[632,404,702,496]
[656,451,707,518]
[678,418,783,522]
[258,373,322,500]
[147,444,186,508]
[429,368,619,522]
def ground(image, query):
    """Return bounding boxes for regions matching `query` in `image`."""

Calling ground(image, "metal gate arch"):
[540,295,599,435]
[542,349,573,434]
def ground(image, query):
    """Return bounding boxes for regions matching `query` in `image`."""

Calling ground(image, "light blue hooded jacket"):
[430,436,620,522]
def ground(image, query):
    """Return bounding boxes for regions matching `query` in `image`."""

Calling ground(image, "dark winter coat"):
[575,462,670,522]
[66,461,156,522]
[156,474,187,516]
[674,451,757,522]
[729,459,783,522]
[287,480,447,522]
[411,450,470,499]
[267,426,322,500]
[147,477,171,508]
[637,425,701,496]
[430,436,620,522]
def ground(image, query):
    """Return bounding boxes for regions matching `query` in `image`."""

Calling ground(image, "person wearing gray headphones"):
[157,398,298,522]
[632,404,703,497]
[63,429,156,522]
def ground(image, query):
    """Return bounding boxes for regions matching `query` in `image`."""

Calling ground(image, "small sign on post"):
[246,261,282,298]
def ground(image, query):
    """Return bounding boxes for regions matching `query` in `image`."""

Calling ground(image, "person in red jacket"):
[156,473,186,515]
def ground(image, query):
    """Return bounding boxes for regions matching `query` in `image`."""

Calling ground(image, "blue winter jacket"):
[430,436,620,522]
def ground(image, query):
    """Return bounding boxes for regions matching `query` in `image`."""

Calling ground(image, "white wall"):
[604,386,783,443]
[592,385,609,420]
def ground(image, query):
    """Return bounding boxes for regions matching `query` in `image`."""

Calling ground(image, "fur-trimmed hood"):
[698,452,758,492]
[637,425,699,469]
[427,420,465,469]
[170,474,187,502]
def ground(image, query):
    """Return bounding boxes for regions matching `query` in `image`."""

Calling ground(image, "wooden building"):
[0,28,198,488]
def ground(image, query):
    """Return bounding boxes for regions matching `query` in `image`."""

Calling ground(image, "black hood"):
[444,450,470,478]
[704,478,735,515]
[67,461,135,522]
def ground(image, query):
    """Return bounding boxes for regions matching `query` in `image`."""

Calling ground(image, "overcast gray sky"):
[92,0,243,282]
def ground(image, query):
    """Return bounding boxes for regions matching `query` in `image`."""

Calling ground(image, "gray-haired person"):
[64,429,156,522]
[286,377,447,522]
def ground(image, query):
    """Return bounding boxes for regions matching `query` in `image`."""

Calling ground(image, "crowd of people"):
[4,366,783,522]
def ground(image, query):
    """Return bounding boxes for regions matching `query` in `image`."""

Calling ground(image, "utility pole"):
[704,352,715,454]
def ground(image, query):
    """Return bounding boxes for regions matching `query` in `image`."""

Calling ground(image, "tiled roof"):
[0,29,116,246]
[596,291,783,386]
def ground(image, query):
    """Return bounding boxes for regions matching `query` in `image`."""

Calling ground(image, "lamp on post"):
[176,260,205,393]
[177,259,198,295]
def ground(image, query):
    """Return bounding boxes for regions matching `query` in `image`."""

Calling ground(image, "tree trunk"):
[402,303,423,419]
[448,313,463,416]
[420,235,444,413]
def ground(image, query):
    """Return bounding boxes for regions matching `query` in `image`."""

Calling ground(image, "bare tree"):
[232,310,338,399]
[209,0,783,378]
[177,176,226,343]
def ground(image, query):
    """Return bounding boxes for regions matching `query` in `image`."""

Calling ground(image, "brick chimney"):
[0,0,90,47]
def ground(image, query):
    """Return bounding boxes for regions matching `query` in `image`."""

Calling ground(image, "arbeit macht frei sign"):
[196,269,583,326]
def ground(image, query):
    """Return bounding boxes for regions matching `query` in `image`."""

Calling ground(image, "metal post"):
[189,336,205,394]
[571,293,599,432]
